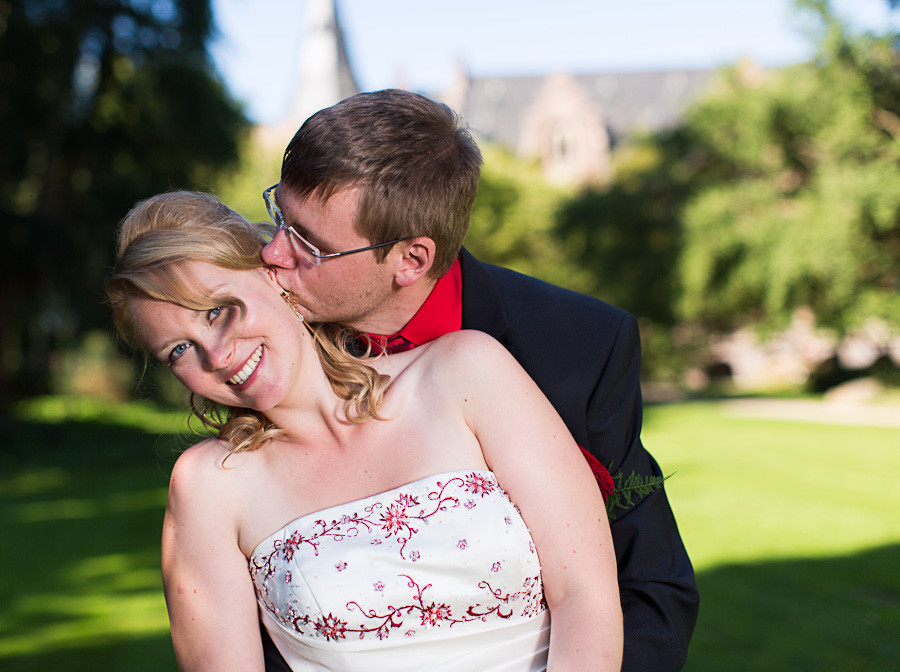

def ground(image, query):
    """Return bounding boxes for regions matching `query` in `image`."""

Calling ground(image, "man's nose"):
[262,228,297,269]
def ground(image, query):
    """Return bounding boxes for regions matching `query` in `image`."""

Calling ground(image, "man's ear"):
[393,237,436,287]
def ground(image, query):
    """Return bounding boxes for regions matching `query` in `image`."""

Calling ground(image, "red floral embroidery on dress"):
[316,613,347,641]
[396,492,420,508]
[252,477,464,583]
[250,472,546,643]
[337,574,542,640]
[281,608,352,642]
[463,471,496,497]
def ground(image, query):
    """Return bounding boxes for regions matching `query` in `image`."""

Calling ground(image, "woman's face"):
[131,261,306,412]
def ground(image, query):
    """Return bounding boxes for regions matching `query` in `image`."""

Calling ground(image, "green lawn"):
[1,397,898,671]
[643,402,900,671]
[1,398,188,671]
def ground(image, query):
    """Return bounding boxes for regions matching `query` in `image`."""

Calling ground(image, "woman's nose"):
[204,335,235,371]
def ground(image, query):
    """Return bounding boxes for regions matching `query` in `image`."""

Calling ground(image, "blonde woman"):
[107,191,622,672]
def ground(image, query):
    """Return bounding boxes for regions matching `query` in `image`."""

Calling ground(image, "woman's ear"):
[263,266,282,288]
[393,237,436,287]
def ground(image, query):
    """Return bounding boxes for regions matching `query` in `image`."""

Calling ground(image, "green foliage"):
[213,132,285,225]
[555,135,696,325]
[548,1,900,372]
[676,2,900,333]
[48,330,135,401]
[466,144,595,293]
[604,465,669,520]
[0,0,249,404]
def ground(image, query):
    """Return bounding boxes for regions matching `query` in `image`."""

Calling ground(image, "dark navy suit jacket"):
[262,248,699,671]
[458,249,698,671]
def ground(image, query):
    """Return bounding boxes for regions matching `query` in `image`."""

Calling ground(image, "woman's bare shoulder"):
[423,329,508,361]
[168,438,242,495]
[172,436,231,466]
[407,330,518,389]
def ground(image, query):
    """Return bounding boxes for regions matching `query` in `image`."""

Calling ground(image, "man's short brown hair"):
[280,89,483,278]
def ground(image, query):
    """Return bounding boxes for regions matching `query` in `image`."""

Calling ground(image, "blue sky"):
[209,0,898,125]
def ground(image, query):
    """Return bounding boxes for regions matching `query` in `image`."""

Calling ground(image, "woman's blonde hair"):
[106,191,389,454]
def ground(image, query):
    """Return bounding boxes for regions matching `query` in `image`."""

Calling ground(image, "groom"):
[260,89,698,670]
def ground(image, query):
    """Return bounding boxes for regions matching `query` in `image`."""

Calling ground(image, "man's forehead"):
[277,182,363,208]
[278,184,363,239]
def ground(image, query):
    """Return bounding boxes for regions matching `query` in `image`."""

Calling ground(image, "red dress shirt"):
[361,258,462,354]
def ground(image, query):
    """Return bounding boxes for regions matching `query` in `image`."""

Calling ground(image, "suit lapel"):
[458,248,514,355]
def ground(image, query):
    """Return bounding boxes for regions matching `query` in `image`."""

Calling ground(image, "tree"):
[676,0,900,333]
[0,0,248,403]
[554,132,698,326]
[466,144,594,294]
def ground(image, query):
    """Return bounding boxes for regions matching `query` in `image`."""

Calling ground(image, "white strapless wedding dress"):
[250,470,549,671]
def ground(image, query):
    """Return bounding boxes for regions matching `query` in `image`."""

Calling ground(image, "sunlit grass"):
[1,400,183,671]
[1,397,898,671]
[14,394,193,434]
[8,487,166,524]
[1,574,169,657]
[643,402,900,570]
[643,401,900,671]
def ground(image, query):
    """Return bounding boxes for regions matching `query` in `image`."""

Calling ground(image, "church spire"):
[287,0,359,130]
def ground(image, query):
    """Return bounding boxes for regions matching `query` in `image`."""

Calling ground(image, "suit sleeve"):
[586,313,699,671]
[261,623,291,672]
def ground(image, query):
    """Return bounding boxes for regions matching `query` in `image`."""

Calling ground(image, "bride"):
[106,191,622,671]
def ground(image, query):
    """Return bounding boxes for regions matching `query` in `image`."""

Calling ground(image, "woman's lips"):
[227,344,263,386]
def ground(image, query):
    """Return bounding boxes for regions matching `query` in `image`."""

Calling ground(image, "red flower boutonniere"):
[579,446,616,499]
[578,445,670,521]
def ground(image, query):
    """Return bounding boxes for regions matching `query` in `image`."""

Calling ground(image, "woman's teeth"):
[228,345,263,385]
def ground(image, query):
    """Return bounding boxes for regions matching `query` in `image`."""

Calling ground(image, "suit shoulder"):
[484,262,633,328]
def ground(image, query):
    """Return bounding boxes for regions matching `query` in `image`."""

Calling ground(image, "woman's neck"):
[261,336,358,445]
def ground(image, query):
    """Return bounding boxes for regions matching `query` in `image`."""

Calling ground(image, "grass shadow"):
[0,631,177,672]
[1,414,184,671]
[686,544,900,671]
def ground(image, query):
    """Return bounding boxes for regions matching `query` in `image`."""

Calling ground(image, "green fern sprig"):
[605,467,672,521]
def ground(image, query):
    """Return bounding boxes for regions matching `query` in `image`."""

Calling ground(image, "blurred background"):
[1,0,898,670]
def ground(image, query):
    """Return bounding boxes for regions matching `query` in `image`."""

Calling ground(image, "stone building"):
[442,68,714,186]
[270,0,716,187]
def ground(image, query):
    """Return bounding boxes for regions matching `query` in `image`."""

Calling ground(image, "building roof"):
[456,68,716,148]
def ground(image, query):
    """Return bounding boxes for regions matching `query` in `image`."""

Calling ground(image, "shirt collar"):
[362,257,462,354]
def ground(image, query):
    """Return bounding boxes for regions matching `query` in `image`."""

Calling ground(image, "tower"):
[284,0,359,133]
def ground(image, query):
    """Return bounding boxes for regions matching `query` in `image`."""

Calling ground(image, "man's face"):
[261,185,399,329]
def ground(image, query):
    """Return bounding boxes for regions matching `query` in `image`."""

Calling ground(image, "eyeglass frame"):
[263,184,412,266]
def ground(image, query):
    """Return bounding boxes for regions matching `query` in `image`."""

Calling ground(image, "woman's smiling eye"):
[168,342,190,363]
[164,306,227,365]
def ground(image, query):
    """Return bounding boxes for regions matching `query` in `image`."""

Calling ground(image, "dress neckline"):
[250,469,496,558]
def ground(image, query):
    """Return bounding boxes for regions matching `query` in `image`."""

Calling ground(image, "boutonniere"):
[579,446,670,521]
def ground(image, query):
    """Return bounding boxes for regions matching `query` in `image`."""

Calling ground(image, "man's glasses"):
[263,184,411,266]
